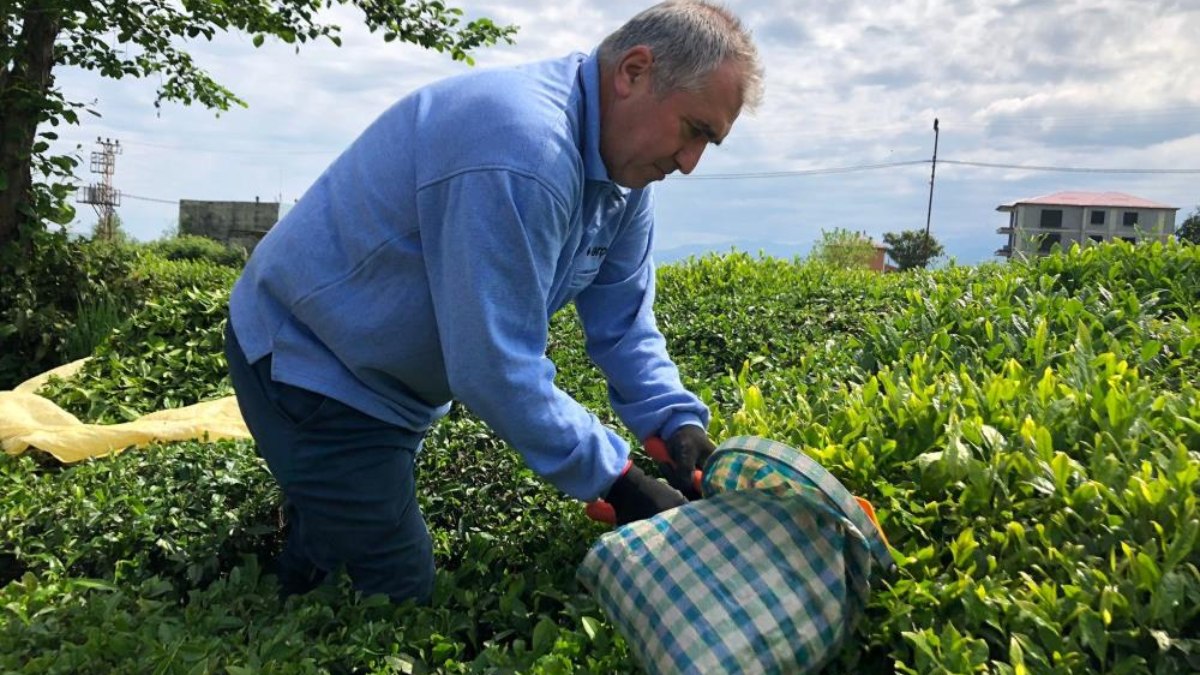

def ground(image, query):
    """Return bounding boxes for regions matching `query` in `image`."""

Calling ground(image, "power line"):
[683,160,928,180]
[683,158,1200,180]
[727,106,1200,141]
[123,192,289,205]
[937,159,1200,174]
[123,192,179,204]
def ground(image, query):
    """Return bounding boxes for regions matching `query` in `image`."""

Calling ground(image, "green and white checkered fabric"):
[703,436,893,568]
[577,436,894,675]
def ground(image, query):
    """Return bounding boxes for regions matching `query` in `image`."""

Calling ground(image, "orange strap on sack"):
[853,496,889,548]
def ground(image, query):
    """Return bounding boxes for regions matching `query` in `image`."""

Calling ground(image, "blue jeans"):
[224,323,434,604]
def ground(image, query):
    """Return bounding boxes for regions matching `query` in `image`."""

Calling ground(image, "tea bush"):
[4,239,1198,673]
[37,284,235,423]
[0,441,279,586]
[145,234,248,268]
[37,256,240,423]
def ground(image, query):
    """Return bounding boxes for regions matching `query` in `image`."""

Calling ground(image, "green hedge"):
[4,238,1198,673]
[144,234,248,268]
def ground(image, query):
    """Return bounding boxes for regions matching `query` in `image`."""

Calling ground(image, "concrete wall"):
[179,199,280,252]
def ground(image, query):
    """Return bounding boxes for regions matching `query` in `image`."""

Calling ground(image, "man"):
[225,0,764,604]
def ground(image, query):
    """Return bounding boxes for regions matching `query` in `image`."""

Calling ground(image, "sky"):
[48,0,1200,265]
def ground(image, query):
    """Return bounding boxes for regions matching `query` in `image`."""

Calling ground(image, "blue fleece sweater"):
[228,51,708,501]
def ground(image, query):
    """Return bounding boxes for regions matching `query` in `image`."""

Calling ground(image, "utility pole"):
[924,118,939,237]
[921,117,940,264]
[78,137,122,240]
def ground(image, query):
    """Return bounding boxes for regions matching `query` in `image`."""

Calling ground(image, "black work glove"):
[604,462,687,525]
[662,425,716,499]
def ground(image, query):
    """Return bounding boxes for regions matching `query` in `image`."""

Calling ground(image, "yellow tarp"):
[1,360,250,463]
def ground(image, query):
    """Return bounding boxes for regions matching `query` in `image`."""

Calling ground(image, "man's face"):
[601,49,743,189]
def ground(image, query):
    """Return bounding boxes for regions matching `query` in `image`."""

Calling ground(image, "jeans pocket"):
[241,346,333,429]
[269,380,333,428]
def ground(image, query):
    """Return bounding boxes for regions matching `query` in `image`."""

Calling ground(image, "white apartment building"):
[995,191,1178,259]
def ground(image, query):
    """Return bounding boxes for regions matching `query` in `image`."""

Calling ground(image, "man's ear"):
[613,45,654,98]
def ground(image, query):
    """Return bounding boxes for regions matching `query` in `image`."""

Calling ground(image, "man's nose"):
[674,138,707,175]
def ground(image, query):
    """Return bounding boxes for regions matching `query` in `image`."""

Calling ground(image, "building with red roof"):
[995,191,1178,259]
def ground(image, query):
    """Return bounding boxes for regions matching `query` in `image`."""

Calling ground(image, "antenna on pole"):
[924,118,939,237]
[78,137,122,240]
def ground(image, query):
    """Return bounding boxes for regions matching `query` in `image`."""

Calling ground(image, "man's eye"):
[685,122,714,144]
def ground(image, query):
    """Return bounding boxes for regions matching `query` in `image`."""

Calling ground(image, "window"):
[1090,211,1106,226]
[1040,209,1063,228]
[1088,235,1104,244]
[1038,233,1062,253]
[1122,236,1136,244]
[1123,211,1138,227]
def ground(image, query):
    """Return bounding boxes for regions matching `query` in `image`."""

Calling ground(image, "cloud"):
[43,0,1200,263]
[753,15,812,48]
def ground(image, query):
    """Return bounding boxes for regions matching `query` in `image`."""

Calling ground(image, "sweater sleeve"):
[417,169,629,501]
[573,190,710,443]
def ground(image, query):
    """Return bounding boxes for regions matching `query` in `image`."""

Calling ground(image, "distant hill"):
[653,240,812,265]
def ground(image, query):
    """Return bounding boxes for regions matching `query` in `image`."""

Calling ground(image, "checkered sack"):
[577,436,894,675]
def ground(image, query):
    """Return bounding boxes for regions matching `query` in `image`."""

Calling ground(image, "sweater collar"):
[579,50,620,190]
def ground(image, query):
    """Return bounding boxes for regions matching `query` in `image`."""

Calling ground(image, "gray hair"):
[598,0,764,112]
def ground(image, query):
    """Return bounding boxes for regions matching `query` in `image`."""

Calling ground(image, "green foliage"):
[882,229,945,271]
[1,0,517,252]
[35,252,241,422]
[810,227,879,270]
[0,431,634,672]
[131,249,243,296]
[1177,206,1199,244]
[707,240,1200,674]
[0,556,636,674]
[5,240,1200,672]
[0,441,280,587]
[145,233,248,267]
[90,212,128,243]
[38,284,235,423]
[0,232,144,388]
[648,253,920,410]
[60,294,126,361]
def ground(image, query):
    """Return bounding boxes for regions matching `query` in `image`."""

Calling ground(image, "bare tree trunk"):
[0,3,60,252]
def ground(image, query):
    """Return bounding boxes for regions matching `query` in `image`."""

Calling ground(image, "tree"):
[883,229,945,271]
[1178,206,1200,244]
[90,211,126,242]
[809,228,877,270]
[1,0,517,253]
